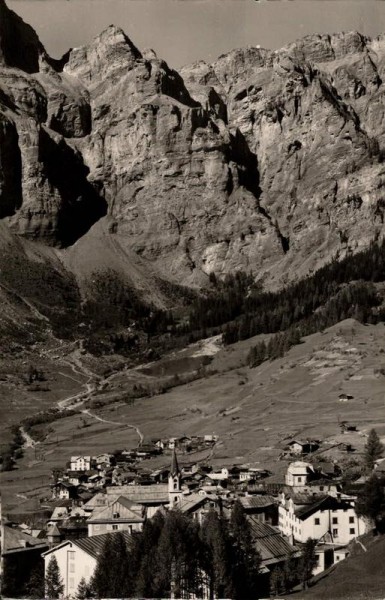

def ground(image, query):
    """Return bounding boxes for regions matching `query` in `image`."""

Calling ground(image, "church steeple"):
[168,448,182,508]
[170,447,179,477]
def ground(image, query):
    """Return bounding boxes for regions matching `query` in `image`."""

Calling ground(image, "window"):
[68,551,75,560]
[350,528,355,535]
[333,529,338,537]
[298,477,302,483]
[112,524,118,530]
[314,518,320,525]
[320,486,324,491]
[69,578,75,589]
[332,517,338,524]
[349,516,354,524]
[69,562,75,573]
[336,556,340,561]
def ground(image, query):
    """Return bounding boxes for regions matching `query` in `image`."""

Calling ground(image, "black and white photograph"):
[0,0,385,598]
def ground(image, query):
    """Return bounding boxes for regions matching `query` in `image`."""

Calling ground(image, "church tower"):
[168,448,182,508]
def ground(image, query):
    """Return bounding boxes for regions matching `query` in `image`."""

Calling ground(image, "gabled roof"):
[42,531,134,560]
[295,495,353,520]
[247,517,299,565]
[178,494,210,514]
[239,495,276,510]
[88,497,144,523]
[105,484,169,504]
[2,525,48,555]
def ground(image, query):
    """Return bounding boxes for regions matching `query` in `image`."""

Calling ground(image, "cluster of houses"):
[52,436,218,502]
[0,440,372,598]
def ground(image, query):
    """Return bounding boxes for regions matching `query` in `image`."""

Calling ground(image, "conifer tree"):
[365,429,384,470]
[229,500,261,599]
[356,474,385,527]
[297,538,317,590]
[25,563,45,599]
[91,532,132,598]
[201,510,234,600]
[132,512,165,598]
[155,510,202,599]
[76,577,93,599]
[45,555,64,599]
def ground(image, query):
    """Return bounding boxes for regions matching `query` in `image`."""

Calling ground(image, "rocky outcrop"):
[0,0,385,290]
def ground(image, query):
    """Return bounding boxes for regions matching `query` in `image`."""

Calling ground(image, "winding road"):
[21,346,144,449]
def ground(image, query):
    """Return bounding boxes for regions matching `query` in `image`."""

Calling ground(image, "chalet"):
[178,494,223,524]
[339,393,354,402]
[288,440,319,455]
[64,472,88,487]
[42,531,133,599]
[239,495,278,525]
[340,422,357,432]
[51,482,78,501]
[94,453,113,469]
[285,461,315,488]
[48,505,70,524]
[208,467,230,481]
[87,496,145,536]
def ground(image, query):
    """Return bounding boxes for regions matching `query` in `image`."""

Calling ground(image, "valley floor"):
[1,318,385,512]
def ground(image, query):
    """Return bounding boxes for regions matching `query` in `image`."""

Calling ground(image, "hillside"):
[297,533,385,599]
[2,317,385,513]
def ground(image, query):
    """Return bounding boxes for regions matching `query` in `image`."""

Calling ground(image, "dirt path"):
[81,409,144,445]
[20,427,37,449]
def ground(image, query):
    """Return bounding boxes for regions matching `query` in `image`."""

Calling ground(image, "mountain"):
[0,0,385,347]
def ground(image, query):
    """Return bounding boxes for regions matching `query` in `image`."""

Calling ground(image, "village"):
[1,425,384,599]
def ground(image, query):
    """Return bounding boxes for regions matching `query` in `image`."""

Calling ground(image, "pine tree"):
[356,474,385,527]
[25,563,45,599]
[364,429,384,470]
[76,577,93,599]
[155,510,202,599]
[229,500,261,599]
[298,538,317,590]
[45,555,64,599]
[133,512,165,598]
[282,548,298,592]
[91,532,132,598]
[201,510,234,600]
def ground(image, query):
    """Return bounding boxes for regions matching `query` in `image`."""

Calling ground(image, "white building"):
[70,456,93,472]
[278,493,367,545]
[42,532,132,598]
[285,461,315,487]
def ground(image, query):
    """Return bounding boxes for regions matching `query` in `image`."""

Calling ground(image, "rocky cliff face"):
[0,0,385,292]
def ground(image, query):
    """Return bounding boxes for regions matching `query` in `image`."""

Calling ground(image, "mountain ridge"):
[0,1,385,333]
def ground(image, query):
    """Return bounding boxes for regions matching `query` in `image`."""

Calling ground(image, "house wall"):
[70,457,92,471]
[285,471,308,487]
[290,443,303,455]
[278,503,368,544]
[44,543,96,599]
[88,521,143,537]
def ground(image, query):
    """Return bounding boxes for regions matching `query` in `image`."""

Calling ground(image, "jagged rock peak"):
[0,0,45,73]
[64,24,142,84]
[283,31,370,64]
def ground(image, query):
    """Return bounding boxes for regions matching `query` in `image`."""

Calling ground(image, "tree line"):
[43,503,322,600]
[45,504,262,599]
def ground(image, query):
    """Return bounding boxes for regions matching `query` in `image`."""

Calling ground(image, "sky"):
[7,0,385,69]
